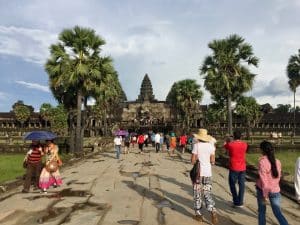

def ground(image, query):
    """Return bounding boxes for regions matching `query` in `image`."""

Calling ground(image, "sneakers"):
[211,211,218,225]
[41,188,47,194]
[193,214,204,222]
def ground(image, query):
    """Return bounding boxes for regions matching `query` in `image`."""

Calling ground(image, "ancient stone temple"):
[121,74,174,130]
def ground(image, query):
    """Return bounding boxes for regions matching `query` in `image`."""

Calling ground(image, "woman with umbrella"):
[39,140,63,193]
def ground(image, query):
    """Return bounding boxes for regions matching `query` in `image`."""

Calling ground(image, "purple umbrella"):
[114,130,129,136]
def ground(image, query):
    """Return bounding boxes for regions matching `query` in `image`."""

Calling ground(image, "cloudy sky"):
[0,0,299,112]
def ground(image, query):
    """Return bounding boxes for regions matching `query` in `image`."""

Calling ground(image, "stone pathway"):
[0,146,299,225]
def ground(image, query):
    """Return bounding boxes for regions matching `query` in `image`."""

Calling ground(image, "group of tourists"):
[190,128,299,225]
[113,131,194,159]
[22,139,62,194]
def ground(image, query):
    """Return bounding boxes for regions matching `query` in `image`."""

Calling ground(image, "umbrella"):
[114,130,128,136]
[24,131,57,140]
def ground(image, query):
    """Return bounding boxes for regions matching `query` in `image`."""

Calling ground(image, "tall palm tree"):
[166,79,203,129]
[200,34,259,135]
[45,26,106,154]
[287,49,300,137]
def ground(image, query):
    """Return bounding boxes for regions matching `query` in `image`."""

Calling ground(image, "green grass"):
[246,151,299,179]
[0,153,73,184]
[0,154,26,183]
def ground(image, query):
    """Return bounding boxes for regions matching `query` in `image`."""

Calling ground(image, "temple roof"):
[137,74,157,102]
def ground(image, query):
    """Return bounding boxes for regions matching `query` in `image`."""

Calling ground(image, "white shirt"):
[155,133,161,143]
[114,137,122,146]
[192,142,215,177]
[295,157,300,201]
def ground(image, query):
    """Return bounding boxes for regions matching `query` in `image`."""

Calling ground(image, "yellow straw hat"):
[193,129,212,142]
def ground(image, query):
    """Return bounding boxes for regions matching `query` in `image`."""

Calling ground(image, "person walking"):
[155,132,161,153]
[113,135,122,159]
[137,134,145,153]
[124,135,130,154]
[223,130,248,207]
[191,129,218,224]
[170,133,177,155]
[179,133,187,153]
[256,141,289,225]
[294,157,300,203]
[22,140,43,193]
[39,140,63,193]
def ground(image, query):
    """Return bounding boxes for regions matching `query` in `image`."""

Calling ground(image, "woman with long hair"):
[256,141,288,225]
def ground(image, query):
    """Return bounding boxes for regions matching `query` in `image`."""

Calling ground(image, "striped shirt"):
[27,145,42,164]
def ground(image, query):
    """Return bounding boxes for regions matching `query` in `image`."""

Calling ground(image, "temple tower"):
[137,74,156,102]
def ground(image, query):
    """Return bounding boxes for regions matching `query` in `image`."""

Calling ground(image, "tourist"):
[151,132,155,147]
[160,133,164,152]
[191,128,218,224]
[179,133,187,153]
[256,141,289,225]
[137,133,145,153]
[113,135,122,159]
[155,132,161,153]
[144,133,149,147]
[223,130,248,207]
[170,133,177,155]
[295,157,300,203]
[22,140,44,193]
[124,135,130,154]
[39,140,63,193]
[131,135,137,148]
[165,133,170,152]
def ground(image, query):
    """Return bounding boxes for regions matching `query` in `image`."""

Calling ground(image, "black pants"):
[23,162,42,191]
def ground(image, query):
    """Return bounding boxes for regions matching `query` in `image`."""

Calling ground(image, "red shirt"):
[224,140,248,171]
[180,135,187,145]
[27,145,42,164]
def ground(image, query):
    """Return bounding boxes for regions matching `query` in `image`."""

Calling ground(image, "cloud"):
[252,77,290,97]
[15,81,50,93]
[0,25,57,64]
[0,91,7,99]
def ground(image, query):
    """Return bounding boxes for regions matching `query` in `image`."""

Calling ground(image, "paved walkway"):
[0,146,299,225]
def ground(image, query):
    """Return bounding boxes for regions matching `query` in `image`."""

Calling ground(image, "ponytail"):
[260,141,279,178]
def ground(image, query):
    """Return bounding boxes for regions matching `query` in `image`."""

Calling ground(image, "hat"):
[193,129,212,142]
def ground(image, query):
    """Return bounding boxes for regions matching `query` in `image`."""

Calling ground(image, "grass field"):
[0,154,25,183]
[0,153,73,184]
[246,151,299,179]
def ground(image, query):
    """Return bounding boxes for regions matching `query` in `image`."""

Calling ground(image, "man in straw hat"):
[191,128,218,224]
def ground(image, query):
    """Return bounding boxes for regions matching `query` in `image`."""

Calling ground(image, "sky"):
[0,0,299,112]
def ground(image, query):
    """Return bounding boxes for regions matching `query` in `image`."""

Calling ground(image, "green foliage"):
[200,34,259,134]
[166,79,203,127]
[48,105,68,135]
[204,103,227,126]
[235,96,262,137]
[274,104,292,113]
[13,104,31,127]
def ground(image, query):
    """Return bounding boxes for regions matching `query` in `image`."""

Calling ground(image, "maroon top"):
[27,145,42,164]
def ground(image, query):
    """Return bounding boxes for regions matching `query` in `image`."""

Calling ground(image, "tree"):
[200,34,259,135]
[48,105,68,136]
[287,49,300,137]
[274,104,292,113]
[235,96,262,139]
[204,103,227,128]
[40,103,52,128]
[166,79,203,129]
[45,26,107,155]
[13,104,31,128]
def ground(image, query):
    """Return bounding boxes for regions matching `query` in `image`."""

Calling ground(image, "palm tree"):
[40,103,52,128]
[45,26,106,155]
[235,96,262,139]
[287,49,300,137]
[166,79,203,129]
[200,34,259,135]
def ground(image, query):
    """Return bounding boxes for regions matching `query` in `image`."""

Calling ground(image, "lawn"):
[246,151,299,182]
[0,153,73,184]
[0,154,25,183]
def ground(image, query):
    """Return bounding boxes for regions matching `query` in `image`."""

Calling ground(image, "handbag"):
[190,160,200,184]
[57,158,63,167]
[46,160,58,173]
